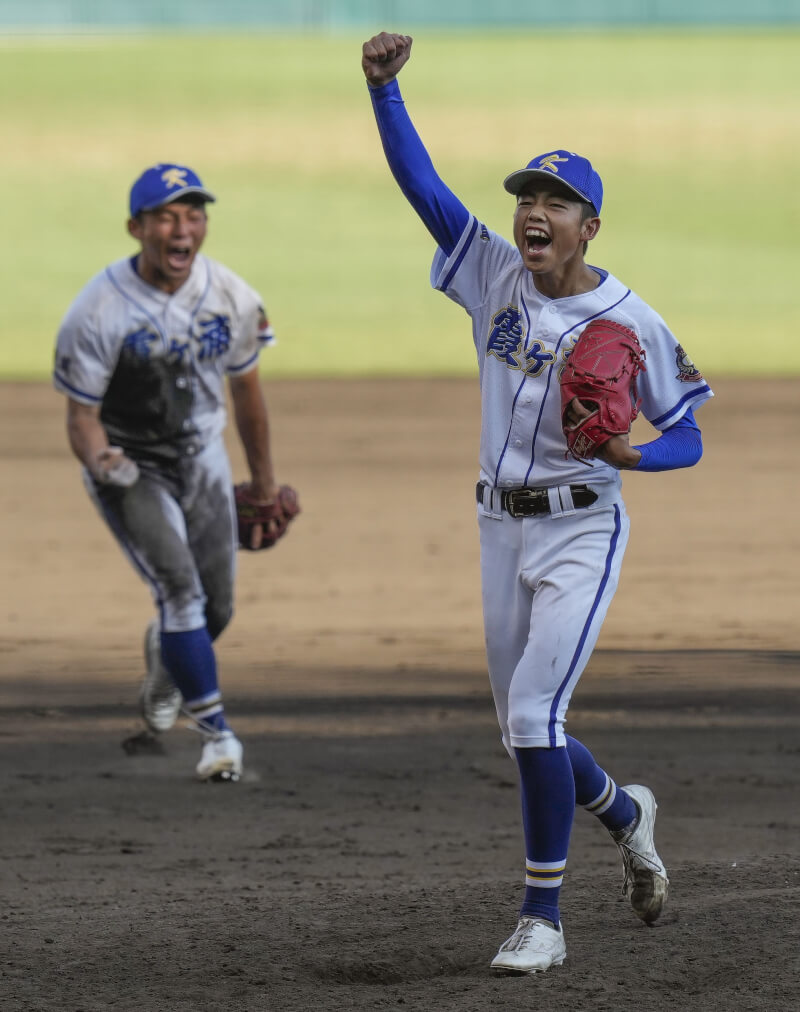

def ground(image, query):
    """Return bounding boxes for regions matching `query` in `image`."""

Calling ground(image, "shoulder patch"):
[675,344,703,383]
[257,305,275,345]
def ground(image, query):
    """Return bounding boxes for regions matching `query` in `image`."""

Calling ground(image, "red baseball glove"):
[234,483,300,550]
[560,319,647,462]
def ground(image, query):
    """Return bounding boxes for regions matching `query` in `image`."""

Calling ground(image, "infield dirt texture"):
[1,378,798,1011]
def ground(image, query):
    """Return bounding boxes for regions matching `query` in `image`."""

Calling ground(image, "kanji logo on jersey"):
[123,327,158,359]
[522,341,555,377]
[487,307,524,365]
[196,314,232,360]
[486,306,555,376]
[166,338,190,364]
[557,335,580,379]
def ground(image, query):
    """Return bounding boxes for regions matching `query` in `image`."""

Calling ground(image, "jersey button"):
[176,377,188,389]
[514,440,522,447]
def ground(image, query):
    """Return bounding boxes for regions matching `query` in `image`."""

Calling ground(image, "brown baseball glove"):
[560,319,647,462]
[234,483,300,550]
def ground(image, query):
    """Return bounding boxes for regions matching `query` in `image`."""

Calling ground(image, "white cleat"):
[196,731,243,783]
[490,916,566,974]
[612,784,669,924]
[139,620,182,733]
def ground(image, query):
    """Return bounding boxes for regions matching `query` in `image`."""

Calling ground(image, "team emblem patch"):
[675,344,703,383]
[257,306,275,345]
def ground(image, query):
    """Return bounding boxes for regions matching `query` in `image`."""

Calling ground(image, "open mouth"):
[525,228,552,255]
[167,245,193,270]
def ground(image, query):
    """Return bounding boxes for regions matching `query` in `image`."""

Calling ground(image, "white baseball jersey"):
[53,254,274,457]
[431,216,713,490]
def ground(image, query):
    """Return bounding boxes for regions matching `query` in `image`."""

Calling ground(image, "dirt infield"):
[1,378,798,1011]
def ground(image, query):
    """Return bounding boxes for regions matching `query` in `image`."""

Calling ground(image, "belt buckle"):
[506,487,547,518]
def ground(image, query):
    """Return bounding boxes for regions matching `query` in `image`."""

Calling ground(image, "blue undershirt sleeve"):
[633,408,702,471]
[368,79,469,256]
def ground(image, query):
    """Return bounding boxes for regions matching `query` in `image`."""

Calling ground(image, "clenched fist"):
[362,32,413,88]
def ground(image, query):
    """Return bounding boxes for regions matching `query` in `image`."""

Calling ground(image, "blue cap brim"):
[137,186,216,213]
[503,168,595,211]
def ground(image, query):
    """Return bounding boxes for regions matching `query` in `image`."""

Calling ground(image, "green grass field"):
[1,29,798,378]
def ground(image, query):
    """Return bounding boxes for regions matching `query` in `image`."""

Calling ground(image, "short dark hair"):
[580,201,597,254]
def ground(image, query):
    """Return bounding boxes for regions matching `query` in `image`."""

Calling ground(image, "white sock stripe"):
[189,702,224,721]
[526,859,567,872]
[185,691,222,709]
[594,781,617,815]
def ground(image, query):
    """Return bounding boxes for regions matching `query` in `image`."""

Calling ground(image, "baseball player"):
[53,163,294,782]
[362,33,713,973]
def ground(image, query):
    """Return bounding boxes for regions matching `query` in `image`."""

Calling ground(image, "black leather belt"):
[476,482,598,518]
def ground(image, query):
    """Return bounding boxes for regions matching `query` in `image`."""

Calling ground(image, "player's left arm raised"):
[361,33,469,256]
[362,31,413,87]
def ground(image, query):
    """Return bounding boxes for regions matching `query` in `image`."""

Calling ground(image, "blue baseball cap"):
[503,150,603,214]
[129,163,216,217]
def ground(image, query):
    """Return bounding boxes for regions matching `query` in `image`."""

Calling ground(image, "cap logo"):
[538,153,568,174]
[161,167,189,189]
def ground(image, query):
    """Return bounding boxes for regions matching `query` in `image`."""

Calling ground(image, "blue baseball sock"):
[160,626,229,734]
[565,735,636,832]
[514,746,575,926]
